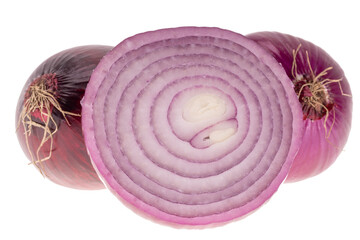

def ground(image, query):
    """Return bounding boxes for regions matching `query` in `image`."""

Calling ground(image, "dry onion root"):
[81,27,304,226]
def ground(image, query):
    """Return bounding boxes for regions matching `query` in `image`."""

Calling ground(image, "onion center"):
[182,94,236,145]
[169,86,238,149]
[182,94,226,122]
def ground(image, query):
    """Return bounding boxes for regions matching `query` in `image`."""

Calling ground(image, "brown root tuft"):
[17,74,80,176]
[291,45,351,141]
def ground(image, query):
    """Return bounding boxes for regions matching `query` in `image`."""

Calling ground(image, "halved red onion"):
[81,27,303,226]
[247,32,352,182]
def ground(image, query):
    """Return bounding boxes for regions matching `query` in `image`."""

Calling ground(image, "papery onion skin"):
[16,45,112,190]
[82,27,303,226]
[247,32,352,182]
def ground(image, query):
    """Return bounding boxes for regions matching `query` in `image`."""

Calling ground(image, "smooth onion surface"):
[82,27,303,226]
[247,32,352,182]
[16,45,112,190]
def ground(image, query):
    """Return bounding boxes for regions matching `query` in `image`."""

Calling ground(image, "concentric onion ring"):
[81,27,303,226]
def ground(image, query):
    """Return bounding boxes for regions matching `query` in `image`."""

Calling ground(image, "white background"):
[1,0,359,239]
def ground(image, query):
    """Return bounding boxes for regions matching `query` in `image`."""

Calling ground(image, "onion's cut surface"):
[82,27,303,226]
[16,45,112,190]
[247,32,352,182]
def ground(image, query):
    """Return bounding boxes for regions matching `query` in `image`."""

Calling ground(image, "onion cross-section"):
[81,27,303,226]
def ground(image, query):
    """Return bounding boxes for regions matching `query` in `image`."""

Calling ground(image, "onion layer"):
[82,27,303,226]
[247,32,352,182]
[16,45,112,190]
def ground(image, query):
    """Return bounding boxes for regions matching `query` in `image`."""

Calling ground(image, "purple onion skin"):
[247,32,352,182]
[16,45,112,190]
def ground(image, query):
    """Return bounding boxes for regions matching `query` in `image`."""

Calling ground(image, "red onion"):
[247,32,352,182]
[81,27,303,226]
[16,45,112,190]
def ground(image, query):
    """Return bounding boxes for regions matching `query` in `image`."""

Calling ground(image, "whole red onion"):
[16,45,112,190]
[247,32,352,182]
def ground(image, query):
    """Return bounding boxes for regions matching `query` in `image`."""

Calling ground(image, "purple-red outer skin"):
[81,27,304,226]
[16,45,112,190]
[247,32,353,182]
